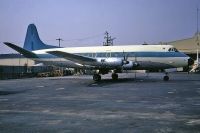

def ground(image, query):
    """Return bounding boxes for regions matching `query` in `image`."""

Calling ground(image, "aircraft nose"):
[188,58,194,66]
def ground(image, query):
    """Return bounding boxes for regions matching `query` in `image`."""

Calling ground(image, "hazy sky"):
[0,0,200,53]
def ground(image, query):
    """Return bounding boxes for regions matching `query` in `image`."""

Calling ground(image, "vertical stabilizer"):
[23,24,58,51]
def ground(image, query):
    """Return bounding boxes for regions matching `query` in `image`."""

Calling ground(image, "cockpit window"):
[174,48,178,52]
[174,48,179,52]
[168,48,179,52]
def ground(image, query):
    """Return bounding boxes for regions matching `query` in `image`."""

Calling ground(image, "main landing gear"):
[112,73,118,80]
[93,74,101,81]
[93,73,119,81]
[163,73,169,81]
[93,73,169,81]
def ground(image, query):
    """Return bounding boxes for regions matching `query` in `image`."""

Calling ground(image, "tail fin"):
[23,24,58,51]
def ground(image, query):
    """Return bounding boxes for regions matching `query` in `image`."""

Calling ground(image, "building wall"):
[0,58,35,66]
[0,54,35,66]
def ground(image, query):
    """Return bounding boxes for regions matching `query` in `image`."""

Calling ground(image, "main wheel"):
[163,75,169,81]
[112,73,118,80]
[93,74,101,81]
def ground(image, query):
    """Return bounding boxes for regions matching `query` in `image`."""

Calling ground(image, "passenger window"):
[168,48,172,52]
[111,52,117,57]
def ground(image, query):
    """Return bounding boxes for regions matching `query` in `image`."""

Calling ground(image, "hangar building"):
[0,54,35,66]
[167,33,200,59]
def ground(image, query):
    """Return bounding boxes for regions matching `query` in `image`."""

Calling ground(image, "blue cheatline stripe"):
[37,52,188,59]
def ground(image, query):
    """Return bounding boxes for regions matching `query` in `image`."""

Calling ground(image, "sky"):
[0,0,200,54]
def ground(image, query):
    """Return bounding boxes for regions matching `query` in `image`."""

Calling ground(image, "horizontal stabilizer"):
[4,42,38,58]
[47,51,96,65]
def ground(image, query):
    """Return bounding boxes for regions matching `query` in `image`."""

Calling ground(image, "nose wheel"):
[163,73,169,81]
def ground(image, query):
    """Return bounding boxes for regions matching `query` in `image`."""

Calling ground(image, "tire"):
[163,75,169,81]
[93,74,101,81]
[112,73,118,80]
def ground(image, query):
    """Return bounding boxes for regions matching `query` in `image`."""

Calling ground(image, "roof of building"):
[167,33,200,54]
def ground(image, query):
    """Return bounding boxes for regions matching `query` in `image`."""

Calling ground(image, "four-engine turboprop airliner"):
[4,24,193,81]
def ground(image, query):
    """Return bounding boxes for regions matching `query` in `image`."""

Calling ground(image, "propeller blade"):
[123,51,126,61]
[122,51,129,64]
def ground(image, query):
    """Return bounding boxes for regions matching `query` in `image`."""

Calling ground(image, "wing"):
[4,42,38,58]
[47,51,97,65]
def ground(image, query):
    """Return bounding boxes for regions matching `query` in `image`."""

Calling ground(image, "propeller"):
[122,51,129,65]
[122,51,129,73]
[133,53,137,79]
[134,53,137,65]
[133,52,139,67]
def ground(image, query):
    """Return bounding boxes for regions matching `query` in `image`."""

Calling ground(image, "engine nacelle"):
[96,58,123,67]
[122,61,139,70]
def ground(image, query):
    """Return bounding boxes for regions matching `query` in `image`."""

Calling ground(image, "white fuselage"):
[32,45,189,70]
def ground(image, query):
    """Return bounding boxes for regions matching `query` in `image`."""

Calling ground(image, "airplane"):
[3,24,194,81]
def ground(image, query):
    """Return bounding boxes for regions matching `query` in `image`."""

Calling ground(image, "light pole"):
[56,38,63,47]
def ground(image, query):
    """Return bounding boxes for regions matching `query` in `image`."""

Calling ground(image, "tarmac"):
[0,72,200,133]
